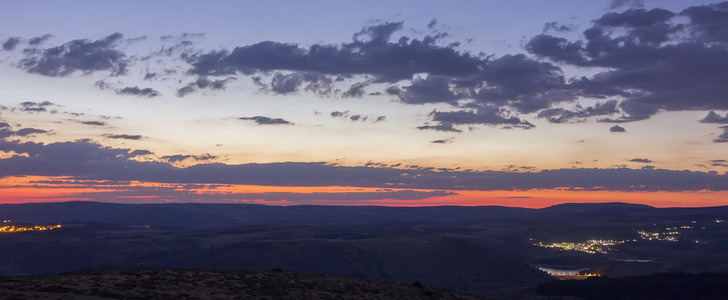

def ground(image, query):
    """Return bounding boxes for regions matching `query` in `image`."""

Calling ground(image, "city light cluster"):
[0,224,62,233]
[534,239,627,254]
[637,230,679,242]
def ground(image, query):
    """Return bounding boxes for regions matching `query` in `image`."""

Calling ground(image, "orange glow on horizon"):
[1,175,726,208]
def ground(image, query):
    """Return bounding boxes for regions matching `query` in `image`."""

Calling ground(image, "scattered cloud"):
[417,122,462,133]
[427,106,534,129]
[609,0,645,9]
[177,77,236,97]
[543,21,576,33]
[610,125,626,132]
[427,18,438,30]
[129,149,153,157]
[239,116,293,125]
[28,34,52,46]
[19,32,128,76]
[711,159,728,167]
[329,111,384,123]
[161,154,217,164]
[80,121,107,126]
[701,111,728,124]
[2,37,20,51]
[431,137,454,144]
[103,134,142,140]
[14,128,48,137]
[0,127,48,139]
[715,126,728,143]
[116,86,160,98]
[537,100,618,123]
[629,158,653,163]
[18,101,56,113]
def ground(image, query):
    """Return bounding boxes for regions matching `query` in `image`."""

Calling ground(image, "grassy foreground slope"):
[0,269,483,299]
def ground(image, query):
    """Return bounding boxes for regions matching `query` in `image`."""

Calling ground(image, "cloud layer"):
[1,138,726,192]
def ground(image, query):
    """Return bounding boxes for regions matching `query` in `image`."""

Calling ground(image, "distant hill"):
[541,202,656,214]
[0,201,539,228]
[0,269,483,299]
[4,201,726,228]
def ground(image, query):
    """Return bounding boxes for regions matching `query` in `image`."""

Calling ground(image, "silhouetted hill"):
[0,269,484,299]
[542,202,656,215]
[0,201,539,228]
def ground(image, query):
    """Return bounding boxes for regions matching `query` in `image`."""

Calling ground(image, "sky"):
[1,0,727,208]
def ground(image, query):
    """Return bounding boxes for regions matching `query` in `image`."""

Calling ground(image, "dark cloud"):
[0,139,143,167]
[427,19,438,30]
[239,116,293,125]
[543,21,575,33]
[528,4,728,122]
[18,101,55,113]
[20,33,128,76]
[219,190,456,202]
[2,37,20,51]
[80,121,106,126]
[428,106,534,129]
[474,54,574,113]
[161,154,217,164]
[682,2,728,43]
[0,129,12,139]
[342,82,367,98]
[701,111,728,124]
[28,34,52,45]
[0,127,47,138]
[185,22,480,83]
[354,21,404,44]
[350,115,366,122]
[417,122,462,133]
[36,185,456,203]
[629,158,653,163]
[331,111,348,118]
[537,100,619,123]
[610,125,626,132]
[715,126,728,143]
[1,139,727,192]
[14,128,48,137]
[176,77,236,97]
[711,159,728,167]
[104,134,142,140]
[265,72,332,96]
[609,0,645,9]
[398,75,461,105]
[129,149,153,157]
[94,80,112,90]
[176,86,196,97]
[181,22,581,119]
[329,111,379,123]
[116,86,160,98]
[431,137,453,144]
[385,85,401,95]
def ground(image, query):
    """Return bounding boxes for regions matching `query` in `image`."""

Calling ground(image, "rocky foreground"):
[0,269,485,299]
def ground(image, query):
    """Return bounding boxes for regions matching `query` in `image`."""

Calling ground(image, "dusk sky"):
[1,0,727,207]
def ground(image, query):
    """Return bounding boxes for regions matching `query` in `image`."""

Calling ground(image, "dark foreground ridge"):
[536,272,728,300]
[0,269,483,299]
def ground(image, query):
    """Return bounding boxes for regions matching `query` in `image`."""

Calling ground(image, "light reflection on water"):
[534,266,589,276]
